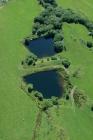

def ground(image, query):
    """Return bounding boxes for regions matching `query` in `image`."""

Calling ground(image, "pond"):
[23,70,63,99]
[25,37,55,58]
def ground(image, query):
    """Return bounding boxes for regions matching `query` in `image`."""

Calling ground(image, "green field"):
[57,1,93,140]
[0,0,93,140]
[0,0,42,140]
[58,0,93,20]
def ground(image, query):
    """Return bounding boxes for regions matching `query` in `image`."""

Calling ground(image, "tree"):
[34,91,43,101]
[37,26,47,36]
[0,0,8,4]
[87,41,93,48]
[54,7,63,17]
[91,105,93,111]
[62,59,71,68]
[38,0,57,7]
[54,33,64,42]
[89,31,93,37]
[24,38,30,46]
[34,15,45,24]
[32,22,41,34]
[46,29,59,38]
[22,54,37,66]
[54,41,64,53]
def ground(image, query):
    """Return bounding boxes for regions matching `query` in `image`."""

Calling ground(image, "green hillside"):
[0,0,93,140]
[0,1,42,140]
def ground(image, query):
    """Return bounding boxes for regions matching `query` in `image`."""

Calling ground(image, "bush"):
[62,59,71,68]
[47,57,50,61]
[51,96,59,105]
[51,56,57,60]
[42,100,53,111]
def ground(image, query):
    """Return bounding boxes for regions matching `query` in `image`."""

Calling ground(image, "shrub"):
[72,68,81,78]
[73,89,87,107]
[42,100,53,111]
[51,56,57,60]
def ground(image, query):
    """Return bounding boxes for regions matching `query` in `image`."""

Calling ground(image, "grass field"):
[58,0,93,20]
[0,0,42,140]
[0,0,93,140]
[57,0,93,140]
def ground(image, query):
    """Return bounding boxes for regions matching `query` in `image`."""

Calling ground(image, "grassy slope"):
[40,24,93,140]
[1,0,93,140]
[58,0,93,19]
[63,24,93,98]
[54,0,93,140]
[0,0,42,140]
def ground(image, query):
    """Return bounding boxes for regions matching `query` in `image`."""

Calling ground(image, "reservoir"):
[23,70,63,99]
[25,37,55,58]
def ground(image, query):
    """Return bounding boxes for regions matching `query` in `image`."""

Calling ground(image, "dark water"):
[26,37,55,58]
[23,70,63,98]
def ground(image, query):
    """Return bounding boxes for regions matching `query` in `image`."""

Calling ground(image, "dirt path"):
[70,86,77,112]
[31,110,43,140]
[45,110,69,140]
